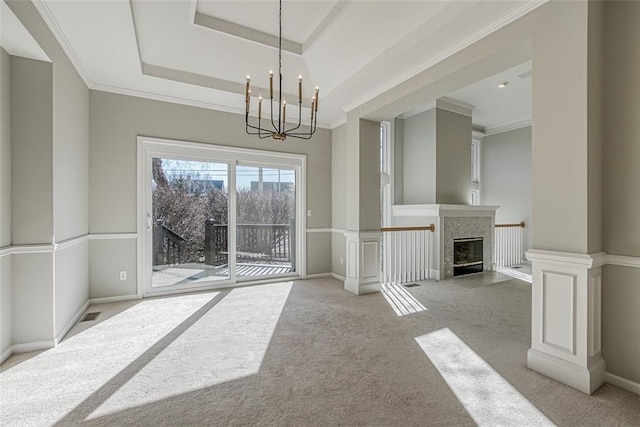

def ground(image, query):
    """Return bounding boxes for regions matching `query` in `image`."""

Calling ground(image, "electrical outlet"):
[307,209,312,217]
[119,270,127,281]
[340,257,344,265]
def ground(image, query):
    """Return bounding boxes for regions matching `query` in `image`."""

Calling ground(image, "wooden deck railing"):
[153,220,186,266]
[204,220,294,266]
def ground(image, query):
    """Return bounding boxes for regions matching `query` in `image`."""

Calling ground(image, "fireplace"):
[453,237,483,276]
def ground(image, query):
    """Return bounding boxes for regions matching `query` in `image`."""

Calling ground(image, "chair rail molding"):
[526,249,606,394]
[343,231,381,295]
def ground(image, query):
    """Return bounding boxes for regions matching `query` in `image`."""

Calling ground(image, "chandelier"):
[244,0,318,141]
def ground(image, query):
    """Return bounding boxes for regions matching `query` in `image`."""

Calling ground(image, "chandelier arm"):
[269,97,278,132]
[246,121,276,135]
[284,103,303,133]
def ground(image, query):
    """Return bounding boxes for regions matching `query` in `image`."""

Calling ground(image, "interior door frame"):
[137,136,306,298]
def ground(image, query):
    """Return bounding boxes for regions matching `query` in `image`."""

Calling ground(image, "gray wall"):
[481,127,532,250]
[402,110,435,203]
[0,47,12,357]
[601,0,640,384]
[10,56,53,245]
[435,108,471,204]
[393,118,404,204]
[331,124,347,277]
[398,107,471,205]
[89,91,332,297]
[4,0,90,352]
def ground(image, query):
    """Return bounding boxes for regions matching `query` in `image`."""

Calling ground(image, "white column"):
[526,250,606,394]
[344,231,381,295]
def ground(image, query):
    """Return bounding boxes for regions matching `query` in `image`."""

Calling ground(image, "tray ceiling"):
[31,0,545,128]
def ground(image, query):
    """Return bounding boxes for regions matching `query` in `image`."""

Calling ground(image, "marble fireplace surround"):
[392,204,499,280]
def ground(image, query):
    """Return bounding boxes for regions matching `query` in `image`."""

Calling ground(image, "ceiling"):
[22,0,543,129]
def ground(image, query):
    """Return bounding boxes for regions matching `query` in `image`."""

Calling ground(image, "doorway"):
[138,137,305,297]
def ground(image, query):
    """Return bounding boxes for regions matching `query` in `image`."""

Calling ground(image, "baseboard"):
[12,340,55,354]
[89,294,140,305]
[1,345,13,365]
[55,300,91,345]
[527,348,605,394]
[429,269,440,281]
[605,372,640,395]
[304,272,346,281]
[330,272,346,281]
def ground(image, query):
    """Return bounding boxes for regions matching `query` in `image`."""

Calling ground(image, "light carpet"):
[1,276,638,426]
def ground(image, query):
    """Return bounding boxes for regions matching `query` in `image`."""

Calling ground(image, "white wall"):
[481,127,532,251]
[435,108,471,204]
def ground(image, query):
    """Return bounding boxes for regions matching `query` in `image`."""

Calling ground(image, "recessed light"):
[498,81,510,88]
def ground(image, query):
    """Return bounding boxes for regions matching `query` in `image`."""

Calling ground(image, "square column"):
[344,231,381,295]
[526,250,606,394]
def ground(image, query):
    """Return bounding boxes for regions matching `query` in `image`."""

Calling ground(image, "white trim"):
[89,294,140,305]
[307,228,346,234]
[605,372,640,395]
[343,1,549,112]
[88,233,137,240]
[55,300,90,345]
[55,235,89,251]
[527,250,607,269]
[305,272,333,280]
[606,254,640,268]
[330,272,346,281]
[137,136,307,297]
[11,340,55,354]
[1,346,13,365]
[0,246,12,258]
[9,244,55,254]
[436,97,475,117]
[484,118,532,136]
[393,204,498,218]
[30,0,94,88]
[306,228,333,233]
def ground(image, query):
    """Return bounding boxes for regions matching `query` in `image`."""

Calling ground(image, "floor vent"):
[81,312,100,322]
[403,283,420,288]
[511,266,523,269]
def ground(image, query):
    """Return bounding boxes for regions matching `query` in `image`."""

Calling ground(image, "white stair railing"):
[381,225,435,285]
[494,221,525,268]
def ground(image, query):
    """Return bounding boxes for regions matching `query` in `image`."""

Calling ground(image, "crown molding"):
[483,117,531,136]
[343,0,547,113]
[436,96,474,117]
[30,0,94,88]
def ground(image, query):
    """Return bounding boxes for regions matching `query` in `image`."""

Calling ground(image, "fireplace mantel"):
[391,204,499,280]
[392,204,499,218]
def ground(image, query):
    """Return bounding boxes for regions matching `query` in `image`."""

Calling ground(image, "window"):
[380,122,392,226]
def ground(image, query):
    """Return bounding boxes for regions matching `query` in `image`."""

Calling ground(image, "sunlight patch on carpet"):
[381,282,426,316]
[88,281,293,420]
[415,328,554,426]
[0,293,218,427]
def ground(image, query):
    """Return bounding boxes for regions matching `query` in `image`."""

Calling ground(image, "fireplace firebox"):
[453,237,483,276]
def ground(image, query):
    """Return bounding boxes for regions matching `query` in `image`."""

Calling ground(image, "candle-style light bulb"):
[282,100,287,126]
[310,96,315,119]
[298,75,303,104]
[258,95,262,119]
[269,71,274,99]
[245,75,251,103]
[314,86,319,111]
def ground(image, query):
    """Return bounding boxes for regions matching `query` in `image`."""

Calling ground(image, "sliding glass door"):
[139,138,304,296]
[150,158,230,289]
[235,165,297,279]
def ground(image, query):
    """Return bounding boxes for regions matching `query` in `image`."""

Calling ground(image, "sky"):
[160,158,295,191]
